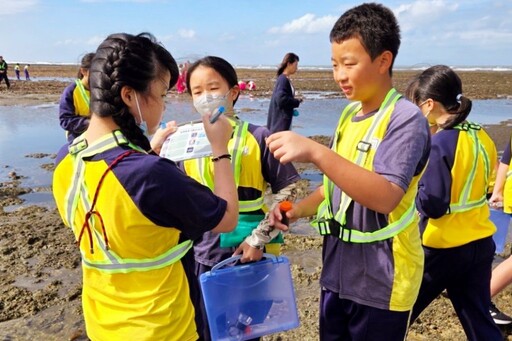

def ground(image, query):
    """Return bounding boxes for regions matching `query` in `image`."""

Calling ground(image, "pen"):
[209,106,225,124]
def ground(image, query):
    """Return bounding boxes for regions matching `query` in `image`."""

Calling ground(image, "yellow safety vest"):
[448,123,490,213]
[64,131,192,273]
[73,79,91,117]
[505,139,512,214]
[312,89,419,243]
[184,118,266,213]
[422,123,497,248]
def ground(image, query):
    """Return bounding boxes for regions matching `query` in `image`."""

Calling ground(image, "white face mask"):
[134,93,151,138]
[193,90,230,117]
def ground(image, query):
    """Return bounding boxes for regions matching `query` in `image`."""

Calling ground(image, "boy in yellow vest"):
[266,3,430,340]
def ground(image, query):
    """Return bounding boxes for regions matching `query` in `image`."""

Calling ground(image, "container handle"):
[211,253,277,272]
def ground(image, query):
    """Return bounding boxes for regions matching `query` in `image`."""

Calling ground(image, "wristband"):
[211,153,231,162]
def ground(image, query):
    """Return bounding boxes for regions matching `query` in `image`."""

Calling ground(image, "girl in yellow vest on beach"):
[52,33,238,341]
[183,56,299,341]
[406,65,502,340]
[58,53,95,142]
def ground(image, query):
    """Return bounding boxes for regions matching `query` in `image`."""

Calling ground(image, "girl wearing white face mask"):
[405,65,501,340]
[183,56,300,341]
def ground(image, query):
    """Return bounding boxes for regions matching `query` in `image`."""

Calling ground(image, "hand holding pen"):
[209,106,225,124]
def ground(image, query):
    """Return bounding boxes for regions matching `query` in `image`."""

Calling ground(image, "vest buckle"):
[356,140,371,153]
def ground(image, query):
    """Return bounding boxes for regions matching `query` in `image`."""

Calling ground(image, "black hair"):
[77,52,95,79]
[277,53,299,76]
[407,65,472,130]
[330,3,400,76]
[185,55,240,105]
[89,32,179,151]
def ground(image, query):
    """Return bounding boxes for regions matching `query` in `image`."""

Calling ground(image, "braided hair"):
[89,32,179,151]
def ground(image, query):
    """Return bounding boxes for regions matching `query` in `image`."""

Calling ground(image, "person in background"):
[0,56,10,89]
[266,52,302,133]
[237,80,246,91]
[59,53,95,142]
[247,80,256,91]
[184,55,299,340]
[52,32,238,341]
[488,134,512,325]
[176,63,186,93]
[14,63,20,80]
[266,4,430,340]
[24,64,30,80]
[406,65,502,340]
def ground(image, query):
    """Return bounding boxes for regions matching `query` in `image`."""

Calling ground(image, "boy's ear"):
[378,51,393,74]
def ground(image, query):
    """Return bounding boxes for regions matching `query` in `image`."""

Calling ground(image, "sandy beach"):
[1,65,512,340]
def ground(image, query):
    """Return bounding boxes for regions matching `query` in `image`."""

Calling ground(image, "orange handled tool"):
[279,201,293,226]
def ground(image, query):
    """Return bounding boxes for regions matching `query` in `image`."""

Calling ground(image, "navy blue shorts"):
[319,288,411,340]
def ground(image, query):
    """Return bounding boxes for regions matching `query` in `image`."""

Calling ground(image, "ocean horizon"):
[5,61,512,73]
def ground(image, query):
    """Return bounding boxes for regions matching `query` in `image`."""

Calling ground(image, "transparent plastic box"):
[199,254,300,340]
[490,208,512,254]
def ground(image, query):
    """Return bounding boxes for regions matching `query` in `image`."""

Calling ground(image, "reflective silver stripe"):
[65,131,138,227]
[81,240,193,274]
[230,121,248,184]
[239,197,265,212]
[80,185,118,263]
[449,124,490,214]
[75,79,90,106]
[338,201,416,243]
[64,130,192,273]
[335,89,401,225]
[318,102,360,222]
[449,195,488,213]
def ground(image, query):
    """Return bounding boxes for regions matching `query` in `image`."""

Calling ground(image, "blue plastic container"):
[199,254,300,340]
[490,208,511,254]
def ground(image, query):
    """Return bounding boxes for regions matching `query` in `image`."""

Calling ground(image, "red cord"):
[77,150,137,253]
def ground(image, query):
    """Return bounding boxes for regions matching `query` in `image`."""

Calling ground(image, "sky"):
[0,0,511,67]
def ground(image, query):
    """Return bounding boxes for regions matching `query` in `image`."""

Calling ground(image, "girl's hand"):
[202,114,232,155]
[150,121,178,155]
[233,242,264,263]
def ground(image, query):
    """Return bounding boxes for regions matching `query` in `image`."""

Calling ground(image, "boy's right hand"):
[266,131,319,164]
[268,202,300,232]
[202,114,232,154]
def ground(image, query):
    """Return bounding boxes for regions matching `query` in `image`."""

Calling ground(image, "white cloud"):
[459,28,512,43]
[0,0,38,16]
[86,35,107,46]
[178,29,196,39]
[268,14,337,34]
[218,33,235,42]
[54,39,80,46]
[395,0,458,31]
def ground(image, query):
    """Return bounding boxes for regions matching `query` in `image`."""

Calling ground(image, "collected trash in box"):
[199,254,300,340]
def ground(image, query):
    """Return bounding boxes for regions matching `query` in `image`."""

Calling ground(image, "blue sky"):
[1,0,511,67]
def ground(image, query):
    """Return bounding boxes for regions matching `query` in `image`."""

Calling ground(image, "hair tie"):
[456,94,462,103]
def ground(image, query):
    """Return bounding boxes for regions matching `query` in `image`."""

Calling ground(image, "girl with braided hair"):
[52,32,238,341]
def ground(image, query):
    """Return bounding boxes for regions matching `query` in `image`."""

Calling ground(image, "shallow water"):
[1,93,511,210]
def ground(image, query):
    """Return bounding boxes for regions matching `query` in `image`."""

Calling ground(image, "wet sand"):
[0,65,511,340]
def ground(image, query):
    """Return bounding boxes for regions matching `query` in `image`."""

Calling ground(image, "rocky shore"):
[0,65,511,340]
